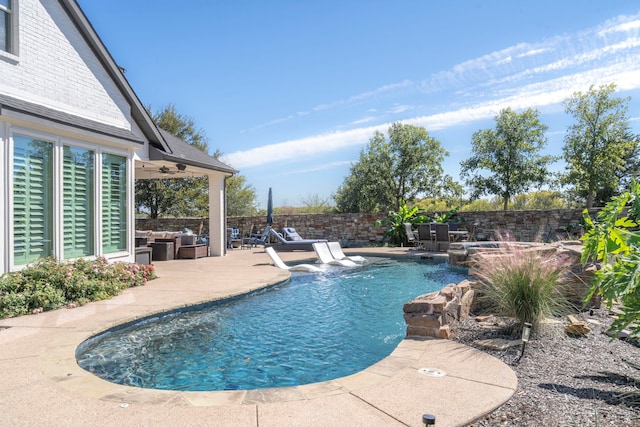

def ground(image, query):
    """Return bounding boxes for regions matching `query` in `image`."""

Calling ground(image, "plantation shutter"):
[63,146,95,258]
[13,135,54,266]
[102,153,127,253]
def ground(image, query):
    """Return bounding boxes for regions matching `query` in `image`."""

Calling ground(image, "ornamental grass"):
[472,235,574,334]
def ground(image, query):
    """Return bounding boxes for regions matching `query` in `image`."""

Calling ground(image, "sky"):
[77,1,640,209]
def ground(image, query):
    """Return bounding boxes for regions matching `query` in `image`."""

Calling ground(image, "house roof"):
[0,94,145,143]
[151,129,238,174]
[50,0,237,175]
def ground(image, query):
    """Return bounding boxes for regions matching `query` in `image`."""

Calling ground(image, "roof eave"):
[59,0,171,153]
[148,146,238,175]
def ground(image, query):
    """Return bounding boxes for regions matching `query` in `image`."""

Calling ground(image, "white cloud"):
[289,160,355,174]
[597,15,640,36]
[242,80,414,133]
[515,48,552,59]
[227,13,640,171]
[351,116,375,125]
[225,125,385,168]
[388,104,414,114]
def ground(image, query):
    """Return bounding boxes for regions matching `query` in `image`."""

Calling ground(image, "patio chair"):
[312,242,360,267]
[268,228,327,251]
[226,227,241,249]
[404,223,418,247]
[417,223,434,251]
[282,227,304,241]
[327,241,367,264]
[265,247,324,273]
[247,226,271,247]
[434,223,450,252]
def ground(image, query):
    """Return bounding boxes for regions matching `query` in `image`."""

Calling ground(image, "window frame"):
[11,133,55,267]
[8,128,133,270]
[101,152,128,255]
[63,144,96,259]
[0,0,19,58]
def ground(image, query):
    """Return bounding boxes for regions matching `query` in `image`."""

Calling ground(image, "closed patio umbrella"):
[266,187,274,226]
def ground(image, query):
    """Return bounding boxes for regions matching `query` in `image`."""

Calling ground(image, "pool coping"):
[0,246,517,426]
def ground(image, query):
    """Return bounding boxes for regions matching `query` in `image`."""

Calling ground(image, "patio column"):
[208,173,226,256]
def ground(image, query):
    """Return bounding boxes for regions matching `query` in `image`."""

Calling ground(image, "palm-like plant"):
[375,201,428,246]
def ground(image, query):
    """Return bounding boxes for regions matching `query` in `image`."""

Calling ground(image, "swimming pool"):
[76,257,469,391]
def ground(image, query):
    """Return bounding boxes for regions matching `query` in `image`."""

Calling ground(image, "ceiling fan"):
[159,166,175,175]
[159,164,187,175]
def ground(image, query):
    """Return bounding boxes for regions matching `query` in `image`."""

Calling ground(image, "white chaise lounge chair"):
[312,242,360,268]
[327,241,367,264]
[265,247,324,273]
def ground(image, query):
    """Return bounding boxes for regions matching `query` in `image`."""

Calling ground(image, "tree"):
[136,105,211,218]
[460,107,557,211]
[562,83,637,209]
[150,104,209,153]
[334,122,448,213]
[226,175,258,217]
[299,193,334,214]
[136,105,257,218]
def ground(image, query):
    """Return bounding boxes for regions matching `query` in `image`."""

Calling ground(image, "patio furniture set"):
[135,230,208,263]
[230,226,329,251]
[404,223,470,251]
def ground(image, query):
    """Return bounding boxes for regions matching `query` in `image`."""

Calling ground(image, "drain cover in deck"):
[418,367,446,377]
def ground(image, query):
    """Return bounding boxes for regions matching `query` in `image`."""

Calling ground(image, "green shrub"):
[472,239,572,333]
[0,257,156,318]
[374,201,429,246]
[0,292,29,318]
[581,180,640,339]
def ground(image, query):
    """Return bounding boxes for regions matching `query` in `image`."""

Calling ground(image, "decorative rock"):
[404,313,442,328]
[565,315,591,336]
[459,289,475,320]
[437,325,450,339]
[404,282,475,338]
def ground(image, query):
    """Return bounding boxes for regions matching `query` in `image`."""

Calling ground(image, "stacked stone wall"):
[403,280,477,339]
[136,208,599,246]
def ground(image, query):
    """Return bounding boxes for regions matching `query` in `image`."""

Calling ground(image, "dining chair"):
[417,224,433,250]
[434,223,450,251]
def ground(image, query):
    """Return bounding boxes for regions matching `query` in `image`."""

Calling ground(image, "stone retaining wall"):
[403,280,477,339]
[404,241,597,339]
[136,208,598,246]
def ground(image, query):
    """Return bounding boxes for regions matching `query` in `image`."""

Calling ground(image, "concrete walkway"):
[0,247,517,427]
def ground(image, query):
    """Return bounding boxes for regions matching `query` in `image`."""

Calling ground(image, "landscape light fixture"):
[176,163,187,171]
[159,166,170,175]
[422,413,436,425]
[519,322,532,361]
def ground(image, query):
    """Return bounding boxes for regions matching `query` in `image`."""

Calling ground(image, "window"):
[13,135,54,265]
[0,0,13,54]
[63,146,95,258]
[11,133,131,266]
[102,153,127,253]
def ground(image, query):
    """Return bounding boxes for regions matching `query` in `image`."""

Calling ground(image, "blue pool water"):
[76,257,468,391]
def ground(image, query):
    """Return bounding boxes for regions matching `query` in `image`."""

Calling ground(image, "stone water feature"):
[403,240,596,339]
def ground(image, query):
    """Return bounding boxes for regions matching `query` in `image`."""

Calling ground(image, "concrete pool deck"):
[0,246,517,427]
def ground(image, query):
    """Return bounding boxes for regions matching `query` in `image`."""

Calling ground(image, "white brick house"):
[0,0,236,273]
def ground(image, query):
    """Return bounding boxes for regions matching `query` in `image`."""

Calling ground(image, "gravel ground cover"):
[451,308,640,427]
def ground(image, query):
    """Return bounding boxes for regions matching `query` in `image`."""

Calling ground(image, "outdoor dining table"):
[448,230,469,242]
[430,229,469,242]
